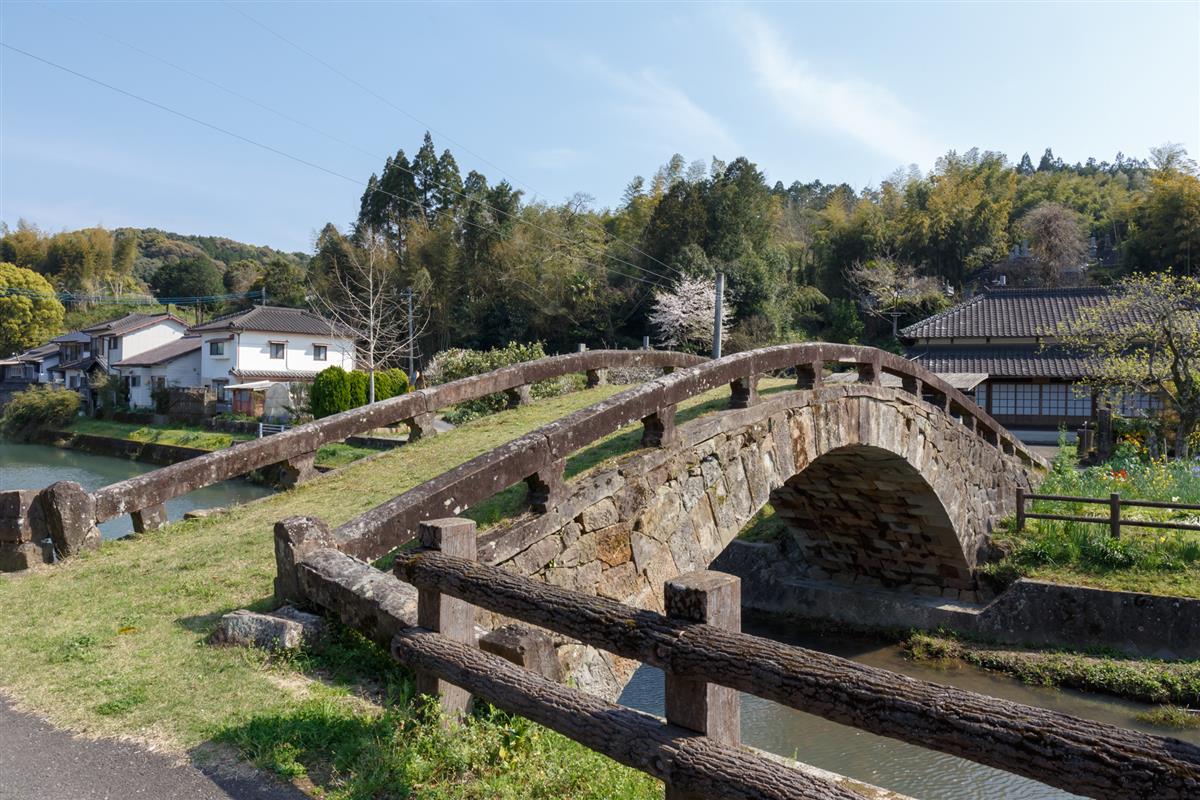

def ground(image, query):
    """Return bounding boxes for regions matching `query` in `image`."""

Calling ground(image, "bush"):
[1,385,80,440]
[310,366,352,419]
[310,366,412,419]
[424,342,583,424]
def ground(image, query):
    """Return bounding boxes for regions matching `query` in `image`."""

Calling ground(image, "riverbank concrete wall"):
[714,539,1200,660]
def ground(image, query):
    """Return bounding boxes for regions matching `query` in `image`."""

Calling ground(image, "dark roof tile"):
[900,287,1119,339]
[113,336,201,367]
[191,306,352,337]
[907,345,1095,379]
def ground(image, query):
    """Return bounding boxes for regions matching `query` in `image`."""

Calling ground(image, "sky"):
[2,1,1198,254]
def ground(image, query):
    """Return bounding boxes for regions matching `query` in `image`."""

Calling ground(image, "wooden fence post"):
[1015,487,1025,531]
[1110,493,1121,539]
[663,570,741,800]
[415,517,477,720]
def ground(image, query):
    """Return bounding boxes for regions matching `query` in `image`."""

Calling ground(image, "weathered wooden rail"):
[1016,488,1200,536]
[327,342,1045,563]
[286,516,1200,800]
[0,349,701,571]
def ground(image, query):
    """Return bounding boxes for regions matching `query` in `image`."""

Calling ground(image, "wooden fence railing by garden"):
[1016,487,1200,537]
[291,515,1200,800]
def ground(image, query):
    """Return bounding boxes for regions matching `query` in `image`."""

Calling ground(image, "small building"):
[900,286,1157,443]
[191,306,356,406]
[111,336,202,410]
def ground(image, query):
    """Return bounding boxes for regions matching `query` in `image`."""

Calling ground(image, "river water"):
[0,442,273,539]
[620,617,1200,799]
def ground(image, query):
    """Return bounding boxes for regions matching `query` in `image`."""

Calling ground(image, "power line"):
[0,286,266,304]
[219,0,686,282]
[0,41,660,296]
[36,4,680,286]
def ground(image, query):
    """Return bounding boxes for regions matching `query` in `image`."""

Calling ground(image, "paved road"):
[0,697,307,800]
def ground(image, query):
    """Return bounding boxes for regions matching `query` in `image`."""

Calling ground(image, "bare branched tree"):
[1018,202,1089,287]
[846,255,945,320]
[649,276,733,352]
[310,229,429,403]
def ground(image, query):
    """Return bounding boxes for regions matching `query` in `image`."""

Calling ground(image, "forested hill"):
[2,138,1197,359]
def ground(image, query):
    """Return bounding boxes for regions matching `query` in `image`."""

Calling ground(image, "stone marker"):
[210,606,326,652]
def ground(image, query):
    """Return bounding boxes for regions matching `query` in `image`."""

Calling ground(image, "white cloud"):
[731,10,936,165]
[578,55,738,157]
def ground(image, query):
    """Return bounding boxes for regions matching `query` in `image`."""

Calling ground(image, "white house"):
[111,335,202,409]
[190,306,356,403]
[52,312,190,411]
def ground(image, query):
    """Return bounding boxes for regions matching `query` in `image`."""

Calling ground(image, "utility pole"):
[712,270,725,359]
[405,287,416,385]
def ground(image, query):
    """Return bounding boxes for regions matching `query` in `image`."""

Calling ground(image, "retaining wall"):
[714,539,1200,660]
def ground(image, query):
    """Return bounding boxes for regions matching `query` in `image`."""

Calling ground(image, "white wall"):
[102,319,188,364]
[125,351,202,409]
[234,331,355,374]
[200,335,235,395]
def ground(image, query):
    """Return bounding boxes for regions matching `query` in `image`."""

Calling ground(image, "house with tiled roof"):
[190,305,355,407]
[112,335,202,409]
[900,286,1158,442]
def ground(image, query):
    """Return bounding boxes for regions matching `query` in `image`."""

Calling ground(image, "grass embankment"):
[0,380,792,798]
[904,631,1200,729]
[65,418,379,470]
[984,447,1200,598]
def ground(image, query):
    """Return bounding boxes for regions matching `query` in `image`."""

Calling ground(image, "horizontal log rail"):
[85,349,701,526]
[390,546,1200,800]
[332,342,1046,562]
[1016,487,1200,536]
[391,628,860,800]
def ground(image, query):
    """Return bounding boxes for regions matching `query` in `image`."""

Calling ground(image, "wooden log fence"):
[384,526,1200,800]
[1016,487,1200,536]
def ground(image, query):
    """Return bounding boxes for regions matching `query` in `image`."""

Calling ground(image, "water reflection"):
[1,442,272,539]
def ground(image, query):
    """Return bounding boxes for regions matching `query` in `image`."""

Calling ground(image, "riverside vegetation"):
[0,382,780,799]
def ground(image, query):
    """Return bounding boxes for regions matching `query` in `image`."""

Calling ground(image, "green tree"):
[257,256,308,307]
[150,255,223,300]
[1124,154,1200,275]
[0,219,48,270]
[1060,274,1200,458]
[0,262,65,356]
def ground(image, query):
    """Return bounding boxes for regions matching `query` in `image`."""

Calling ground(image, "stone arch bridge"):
[314,344,1045,608]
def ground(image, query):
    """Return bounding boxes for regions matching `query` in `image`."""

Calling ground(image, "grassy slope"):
[0,381,793,797]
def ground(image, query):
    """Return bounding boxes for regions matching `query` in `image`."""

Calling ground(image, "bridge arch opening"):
[768,445,976,593]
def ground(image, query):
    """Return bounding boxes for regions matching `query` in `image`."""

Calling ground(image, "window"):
[1015,384,1040,415]
[153,376,166,390]
[270,342,286,360]
[1068,385,1092,417]
[991,383,1015,415]
[212,379,229,401]
[973,383,987,410]
[1041,384,1067,416]
[128,375,141,388]
[313,344,327,362]
[208,341,225,356]
[107,336,120,351]
[1114,389,1162,418]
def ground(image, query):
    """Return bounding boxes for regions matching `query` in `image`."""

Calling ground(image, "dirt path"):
[0,696,306,800]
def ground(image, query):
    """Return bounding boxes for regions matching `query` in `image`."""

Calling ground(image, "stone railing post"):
[270,451,318,489]
[131,504,167,534]
[504,384,531,408]
[664,570,741,800]
[405,412,439,442]
[857,356,881,386]
[585,368,608,389]
[729,374,759,409]
[525,460,565,514]
[273,515,336,606]
[415,517,478,720]
[0,490,49,571]
[641,404,677,448]
[795,361,823,389]
[900,374,922,397]
[34,481,100,561]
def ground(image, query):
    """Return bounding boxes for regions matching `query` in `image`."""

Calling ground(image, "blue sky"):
[2,1,1198,254]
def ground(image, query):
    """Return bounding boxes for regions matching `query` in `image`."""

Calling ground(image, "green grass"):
[0,384,678,798]
[904,631,1200,708]
[66,418,378,470]
[1136,705,1200,729]
[985,446,1200,598]
[68,418,253,450]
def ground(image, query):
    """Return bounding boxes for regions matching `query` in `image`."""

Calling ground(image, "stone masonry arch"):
[483,384,1034,613]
